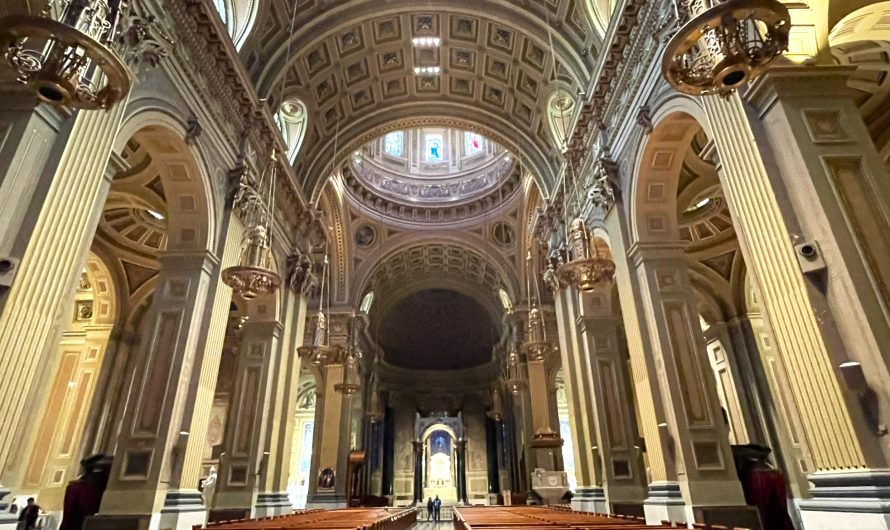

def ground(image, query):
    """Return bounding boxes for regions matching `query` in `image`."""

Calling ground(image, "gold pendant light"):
[0,0,131,109]
[223,150,281,299]
[662,0,791,96]
[298,255,333,366]
[555,218,615,291]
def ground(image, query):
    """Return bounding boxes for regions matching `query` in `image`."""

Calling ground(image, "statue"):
[567,218,591,262]
[200,466,217,511]
[286,248,313,292]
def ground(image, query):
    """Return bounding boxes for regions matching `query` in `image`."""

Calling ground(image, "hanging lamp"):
[222,150,281,299]
[555,218,615,291]
[0,0,131,109]
[662,0,791,96]
[298,254,333,366]
[335,313,363,396]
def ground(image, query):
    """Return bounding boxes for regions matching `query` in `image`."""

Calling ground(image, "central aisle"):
[410,522,455,530]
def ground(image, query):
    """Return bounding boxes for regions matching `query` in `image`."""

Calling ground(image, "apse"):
[375,289,498,370]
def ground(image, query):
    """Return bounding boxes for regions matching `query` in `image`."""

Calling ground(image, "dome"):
[342,127,520,222]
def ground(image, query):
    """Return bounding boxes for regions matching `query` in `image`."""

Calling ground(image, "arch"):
[350,233,522,310]
[276,98,308,164]
[629,99,711,245]
[829,3,890,166]
[212,0,259,50]
[114,109,217,254]
[584,0,614,39]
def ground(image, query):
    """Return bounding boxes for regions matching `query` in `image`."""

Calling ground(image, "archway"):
[17,120,214,517]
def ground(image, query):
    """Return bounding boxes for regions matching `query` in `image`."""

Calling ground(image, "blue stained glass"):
[384,131,403,157]
[425,134,444,162]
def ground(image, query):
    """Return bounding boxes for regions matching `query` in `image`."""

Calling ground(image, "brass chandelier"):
[334,313,363,396]
[298,255,333,367]
[223,150,282,300]
[555,218,616,291]
[0,0,131,109]
[662,0,791,96]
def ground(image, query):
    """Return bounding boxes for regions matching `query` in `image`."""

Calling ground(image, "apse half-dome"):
[343,127,521,223]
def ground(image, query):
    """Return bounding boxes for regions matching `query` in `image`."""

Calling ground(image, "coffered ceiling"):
[239,0,598,199]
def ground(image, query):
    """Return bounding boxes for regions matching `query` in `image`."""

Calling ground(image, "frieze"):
[161,0,321,242]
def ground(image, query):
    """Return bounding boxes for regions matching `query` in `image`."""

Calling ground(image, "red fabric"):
[59,480,104,530]
[741,469,795,530]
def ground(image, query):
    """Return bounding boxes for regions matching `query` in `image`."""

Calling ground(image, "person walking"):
[426,497,434,521]
[17,498,39,530]
[433,495,441,522]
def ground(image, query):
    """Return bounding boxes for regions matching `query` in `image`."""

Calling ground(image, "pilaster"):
[709,64,890,526]
[628,243,753,527]
[576,285,647,508]
[214,320,283,517]
[552,287,606,513]
[0,98,129,490]
[92,250,218,530]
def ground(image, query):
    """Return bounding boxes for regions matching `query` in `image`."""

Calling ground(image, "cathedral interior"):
[2,1,890,530]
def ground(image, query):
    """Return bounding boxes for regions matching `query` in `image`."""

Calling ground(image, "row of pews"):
[454,506,752,530]
[196,507,417,530]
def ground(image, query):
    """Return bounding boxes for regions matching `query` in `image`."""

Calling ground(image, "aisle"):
[410,522,455,530]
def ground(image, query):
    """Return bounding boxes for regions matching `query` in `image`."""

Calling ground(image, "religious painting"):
[430,430,451,455]
[425,134,444,162]
[318,467,335,489]
[384,131,403,157]
[464,131,484,156]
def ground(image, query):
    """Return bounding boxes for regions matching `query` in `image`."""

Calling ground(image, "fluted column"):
[0,100,129,491]
[576,285,647,509]
[259,288,308,514]
[177,213,244,494]
[703,66,890,527]
[305,360,345,507]
[552,287,605,512]
[94,250,217,530]
[629,243,752,526]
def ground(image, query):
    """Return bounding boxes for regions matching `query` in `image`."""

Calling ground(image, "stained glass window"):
[465,131,484,156]
[383,131,403,157]
[425,133,444,162]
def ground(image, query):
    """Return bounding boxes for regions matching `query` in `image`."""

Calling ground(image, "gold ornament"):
[0,1,131,109]
[556,218,615,291]
[662,0,790,96]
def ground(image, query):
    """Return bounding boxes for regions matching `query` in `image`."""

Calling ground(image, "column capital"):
[626,242,686,265]
[745,65,858,115]
[241,319,284,338]
[157,250,220,273]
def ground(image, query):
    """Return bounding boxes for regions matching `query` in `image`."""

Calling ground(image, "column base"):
[254,492,293,517]
[799,470,890,530]
[571,486,607,513]
[0,486,15,530]
[644,482,691,525]
[305,494,347,509]
[85,490,206,530]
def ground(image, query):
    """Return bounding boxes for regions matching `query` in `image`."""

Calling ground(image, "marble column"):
[91,250,217,530]
[412,441,423,504]
[0,100,129,499]
[552,287,606,512]
[575,285,647,510]
[705,66,890,528]
[214,319,281,518]
[258,288,308,515]
[456,439,468,504]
